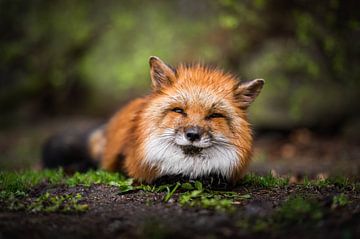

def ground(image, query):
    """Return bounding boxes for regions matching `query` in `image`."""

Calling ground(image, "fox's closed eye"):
[206,113,225,119]
[171,107,185,114]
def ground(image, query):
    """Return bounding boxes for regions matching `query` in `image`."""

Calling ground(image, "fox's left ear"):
[149,56,177,91]
[234,79,265,108]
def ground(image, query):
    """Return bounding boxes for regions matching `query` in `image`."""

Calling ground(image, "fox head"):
[141,56,264,181]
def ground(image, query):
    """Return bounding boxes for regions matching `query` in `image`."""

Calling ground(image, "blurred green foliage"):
[0,0,359,131]
[217,0,359,130]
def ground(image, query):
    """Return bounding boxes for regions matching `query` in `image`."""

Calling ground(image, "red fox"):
[43,56,264,184]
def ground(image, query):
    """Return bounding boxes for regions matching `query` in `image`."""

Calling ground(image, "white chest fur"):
[143,134,239,179]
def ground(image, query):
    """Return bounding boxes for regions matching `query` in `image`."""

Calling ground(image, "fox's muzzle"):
[185,126,203,142]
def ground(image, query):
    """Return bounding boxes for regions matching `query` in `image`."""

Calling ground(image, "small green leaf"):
[194,181,203,191]
[163,182,180,202]
[181,182,194,190]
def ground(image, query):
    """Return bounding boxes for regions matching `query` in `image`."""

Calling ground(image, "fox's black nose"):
[185,127,202,142]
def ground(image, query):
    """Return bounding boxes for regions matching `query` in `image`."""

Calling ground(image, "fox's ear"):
[234,79,264,108]
[149,56,177,91]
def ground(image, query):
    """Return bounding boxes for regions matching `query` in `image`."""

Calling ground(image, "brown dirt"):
[0,183,359,239]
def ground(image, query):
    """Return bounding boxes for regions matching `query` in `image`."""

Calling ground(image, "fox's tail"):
[42,126,106,173]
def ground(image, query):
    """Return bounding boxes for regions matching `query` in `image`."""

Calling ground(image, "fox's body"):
[43,57,264,184]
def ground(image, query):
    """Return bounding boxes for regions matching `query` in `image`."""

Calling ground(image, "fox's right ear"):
[149,56,177,91]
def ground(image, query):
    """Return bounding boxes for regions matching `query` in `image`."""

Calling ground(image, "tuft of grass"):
[66,170,136,193]
[163,182,181,202]
[179,190,234,211]
[319,177,351,188]
[178,181,250,211]
[129,180,251,211]
[28,192,89,213]
[0,169,133,199]
[0,169,64,194]
[6,192,89,213]
[0,169,65,204]
[240,173,289,188]
[66,170,127,187]
[274,196,323,225]
[332,193,349,209]
[303,176,359,191]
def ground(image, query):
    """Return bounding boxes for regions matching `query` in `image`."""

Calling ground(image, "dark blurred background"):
[0,0,359,178]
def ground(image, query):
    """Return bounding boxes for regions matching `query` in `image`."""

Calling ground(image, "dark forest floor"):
[1,171,359,239]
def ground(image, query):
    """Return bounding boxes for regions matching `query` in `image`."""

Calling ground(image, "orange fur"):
[98,57,264,183]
